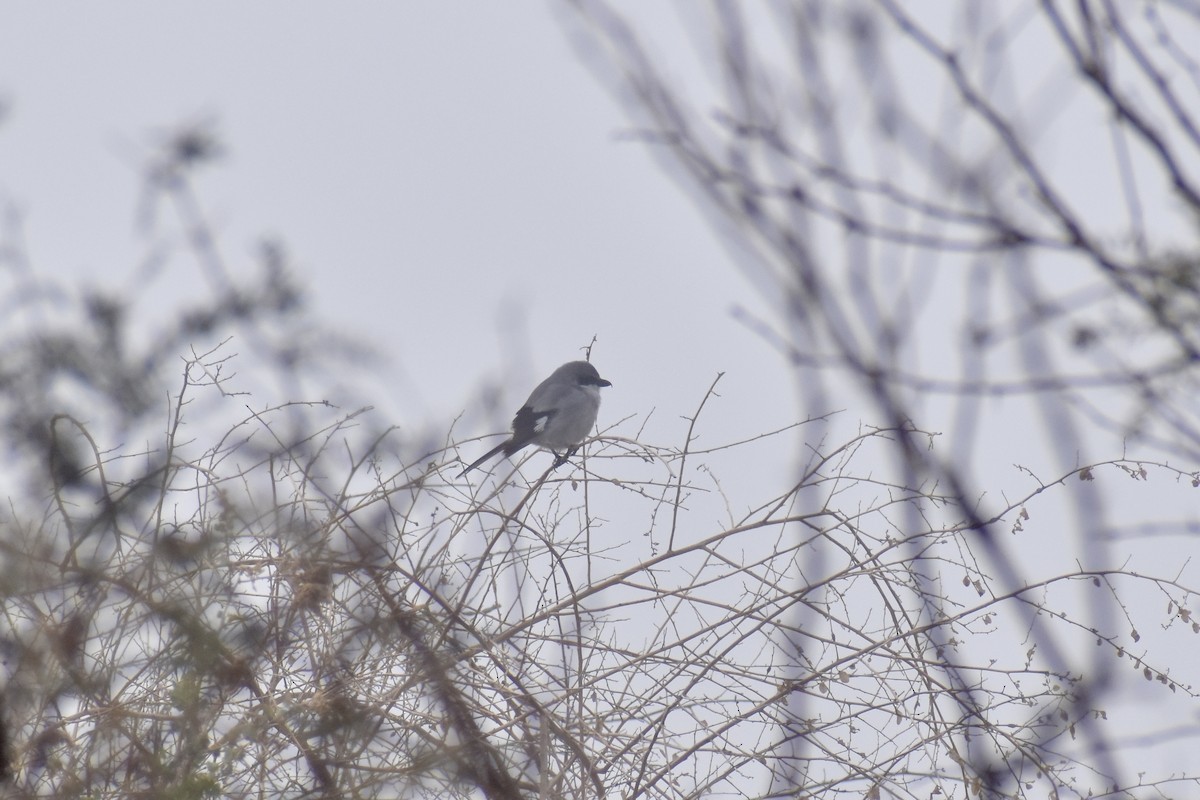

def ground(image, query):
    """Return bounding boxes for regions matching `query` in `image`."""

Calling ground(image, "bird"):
[459,360,612,477]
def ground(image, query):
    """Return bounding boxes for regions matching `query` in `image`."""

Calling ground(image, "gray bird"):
[459,360,612,477]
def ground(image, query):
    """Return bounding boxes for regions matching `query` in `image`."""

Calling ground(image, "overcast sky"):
[3,5,1195,572]
[0,3,800,484]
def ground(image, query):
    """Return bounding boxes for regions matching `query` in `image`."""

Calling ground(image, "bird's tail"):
[458,441,509,477]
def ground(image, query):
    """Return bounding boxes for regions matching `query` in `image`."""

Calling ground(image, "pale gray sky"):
[0,2,796,472]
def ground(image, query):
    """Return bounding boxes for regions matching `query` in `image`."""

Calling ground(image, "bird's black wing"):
[507,404,556,454]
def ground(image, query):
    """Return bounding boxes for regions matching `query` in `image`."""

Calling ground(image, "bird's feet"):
[551,447,579,469]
